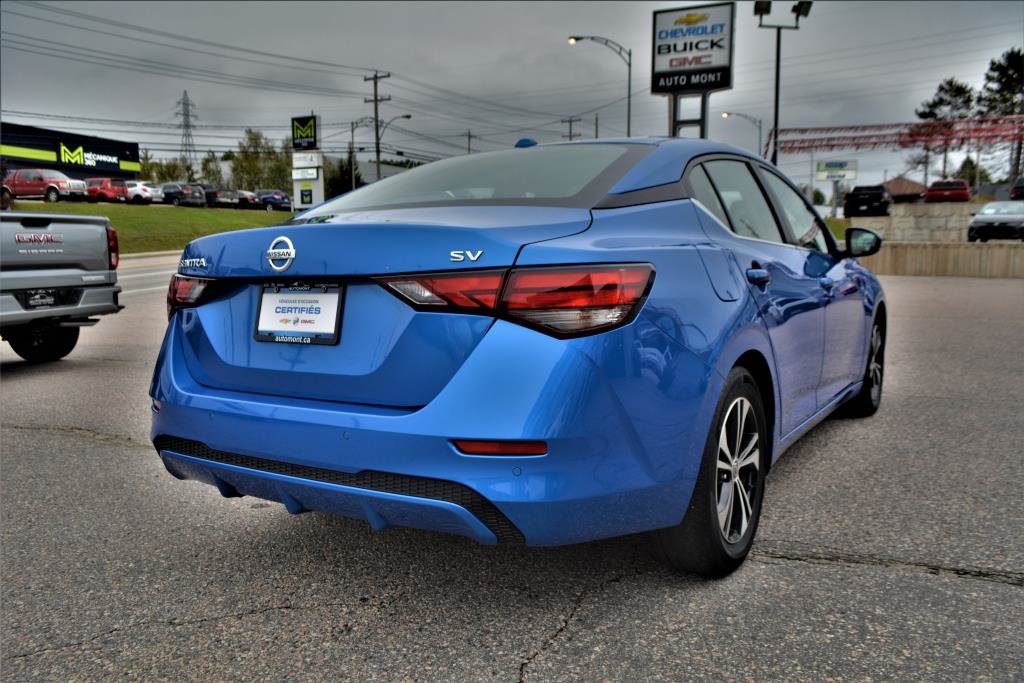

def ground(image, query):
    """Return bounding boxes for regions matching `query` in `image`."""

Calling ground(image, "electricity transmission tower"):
[175,90,198,179]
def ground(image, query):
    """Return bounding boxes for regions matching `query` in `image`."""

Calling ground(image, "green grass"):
[11,201,290,253]
[11,199,855,253]
[825,217,848,240]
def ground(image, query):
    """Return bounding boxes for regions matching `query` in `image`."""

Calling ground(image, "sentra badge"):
[179,257,207,269]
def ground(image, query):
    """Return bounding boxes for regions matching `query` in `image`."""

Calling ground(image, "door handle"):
[746,268,771,287]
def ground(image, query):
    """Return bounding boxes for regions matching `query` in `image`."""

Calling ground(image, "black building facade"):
[1,122,140,179]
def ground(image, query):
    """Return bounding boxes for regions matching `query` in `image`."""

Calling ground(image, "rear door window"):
[685,164,730,228]
[703,160,785,244]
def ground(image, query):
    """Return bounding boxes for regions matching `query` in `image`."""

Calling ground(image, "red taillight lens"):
[383,270,505,310]
[106,227,119,269]
[167,274,212,319]
[452,439,548,455]
[502,265,652,334]
[380,264,652,337]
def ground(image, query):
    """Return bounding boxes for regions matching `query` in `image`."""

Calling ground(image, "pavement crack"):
[752,540,1023,586]
[517,569,642,682]
[1,423,145,449]
[2,597,391,661]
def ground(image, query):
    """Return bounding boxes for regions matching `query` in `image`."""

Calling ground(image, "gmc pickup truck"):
[1,212,122,362]
[3,169,87,203]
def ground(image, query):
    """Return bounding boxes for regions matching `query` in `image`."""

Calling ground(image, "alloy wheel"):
[716,396,760,544]
[868,325,884,404]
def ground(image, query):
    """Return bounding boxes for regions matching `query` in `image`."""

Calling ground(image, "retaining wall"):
[851,202,977,242]
[858,242,1023,278]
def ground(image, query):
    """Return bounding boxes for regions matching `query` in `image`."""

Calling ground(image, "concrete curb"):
[121,250,181,260]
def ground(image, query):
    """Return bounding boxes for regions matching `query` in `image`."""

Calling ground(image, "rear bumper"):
[0,284,121,328]
[150,315,719,546]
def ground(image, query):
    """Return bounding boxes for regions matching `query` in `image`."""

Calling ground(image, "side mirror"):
[846,227,883,258]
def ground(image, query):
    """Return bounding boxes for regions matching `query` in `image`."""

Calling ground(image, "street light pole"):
[754,1,813,165]
[721,111,763,157]
[568,35,632,137]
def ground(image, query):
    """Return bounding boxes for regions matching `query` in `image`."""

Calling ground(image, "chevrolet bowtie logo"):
[675,12,708,25]
[60,144,84,165]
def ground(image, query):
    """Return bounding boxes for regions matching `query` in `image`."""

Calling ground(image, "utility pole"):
[466,130,475,154]
[349,120,357,192]
[561,116,582,141]
[594,113,599,139]
[363,71,391,181]
[175,90,198,180]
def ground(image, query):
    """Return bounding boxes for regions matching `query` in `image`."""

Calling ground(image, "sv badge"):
[449,250,483,262]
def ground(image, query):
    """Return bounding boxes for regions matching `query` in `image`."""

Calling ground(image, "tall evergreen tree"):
[915,78,975,178]
[976,48,1023,179]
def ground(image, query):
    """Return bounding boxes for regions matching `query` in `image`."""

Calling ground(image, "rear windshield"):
[933,181,966,189]
[979,202,1024,215]
[852,186,883,192]
[112,180,126,187]
[300,144,650,216]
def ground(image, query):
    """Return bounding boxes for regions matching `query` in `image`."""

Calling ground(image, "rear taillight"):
[167,274,212,319]
[380,264,653,337]
[503,265,652,334]
[106,227,119,269]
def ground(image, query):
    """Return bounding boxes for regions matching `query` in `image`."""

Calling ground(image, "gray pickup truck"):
[1,212,123,362]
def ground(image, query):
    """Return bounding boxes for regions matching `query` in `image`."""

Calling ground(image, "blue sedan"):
[152,139,885,577]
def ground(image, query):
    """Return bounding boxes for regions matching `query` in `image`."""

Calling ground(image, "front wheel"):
[841,318,885,417]
[45,187,60,203]
[6,326,80,363]
[653,367,768,577]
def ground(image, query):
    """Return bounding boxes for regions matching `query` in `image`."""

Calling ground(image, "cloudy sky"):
[2,0,1022,187]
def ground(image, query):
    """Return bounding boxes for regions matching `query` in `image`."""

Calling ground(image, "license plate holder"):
[255,283,343,345]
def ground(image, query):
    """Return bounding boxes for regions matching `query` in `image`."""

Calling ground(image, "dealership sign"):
[816,160,858,181]
[291,115,319,150]
[651,2,734,94]
[0,123,141,173]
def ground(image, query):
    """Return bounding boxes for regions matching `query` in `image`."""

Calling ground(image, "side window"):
[685,164,730,228]
[703,160,785,244]
[761,171,830,253]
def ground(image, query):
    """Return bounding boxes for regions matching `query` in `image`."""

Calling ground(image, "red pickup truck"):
[86,177,128,202]
[2,169,87,203]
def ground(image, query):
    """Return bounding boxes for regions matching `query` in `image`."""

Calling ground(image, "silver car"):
[125,181,163,204]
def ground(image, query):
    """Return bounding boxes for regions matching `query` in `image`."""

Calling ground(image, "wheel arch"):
[732,349,776,470]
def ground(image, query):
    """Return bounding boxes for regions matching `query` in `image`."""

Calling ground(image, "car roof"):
[538,138,764,195]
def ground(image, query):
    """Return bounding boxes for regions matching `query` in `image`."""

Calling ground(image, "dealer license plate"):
[255,284,342,345]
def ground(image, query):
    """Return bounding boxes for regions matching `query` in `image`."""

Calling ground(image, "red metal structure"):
[774,116,1024,154]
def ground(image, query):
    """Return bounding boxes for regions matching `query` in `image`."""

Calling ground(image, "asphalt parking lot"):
[2,263,1022,680]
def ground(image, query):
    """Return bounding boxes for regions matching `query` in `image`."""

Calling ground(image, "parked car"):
[1010,177,1024,201]
[141,182,165,203]
[236,190,259,209]
[923,179,971,203]
[85,177,128,203]
[161,183,205,207]
[256,189,292,211]
[125,180,157,204]
[967,201,1024,242]
[199,185,238,208]
[1,210,122,362]
[3,169,87,203]
[843,185,891,217]
[155,139,886,578]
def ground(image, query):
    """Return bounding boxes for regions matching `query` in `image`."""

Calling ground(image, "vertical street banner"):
[651,2,735,95]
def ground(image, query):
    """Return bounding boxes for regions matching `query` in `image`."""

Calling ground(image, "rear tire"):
[265,203,274,212]
[7,326,80,363]
[45,187,60,203]
[653,367,768,578]
[172,197,180,206]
